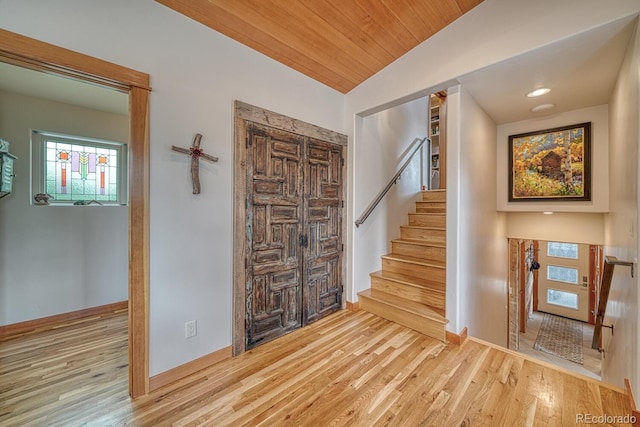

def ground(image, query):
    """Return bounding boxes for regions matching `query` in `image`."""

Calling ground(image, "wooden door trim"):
[519,242,526,333]
[233,101,347,356]
[588,245,599,325]
[507,239,519,350]
[0,29,150,91]
[0,29,150,398]
[532,241,539,312]
[235,101,347,147]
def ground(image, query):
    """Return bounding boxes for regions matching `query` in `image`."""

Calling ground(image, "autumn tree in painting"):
[510,123,590,200]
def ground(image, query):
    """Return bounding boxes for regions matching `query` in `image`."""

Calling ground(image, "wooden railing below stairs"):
[592,256,635,350]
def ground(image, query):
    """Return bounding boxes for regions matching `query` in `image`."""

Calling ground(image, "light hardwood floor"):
[0,309,634,426]
[518,311,602,380]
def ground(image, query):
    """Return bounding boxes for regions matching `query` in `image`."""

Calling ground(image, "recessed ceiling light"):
[527,88,551,97]
[543,211,554,215]
[531,103,556,112]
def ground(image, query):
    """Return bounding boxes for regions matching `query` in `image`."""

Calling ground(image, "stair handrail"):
[592,255,635,350]
[355,137,427,228]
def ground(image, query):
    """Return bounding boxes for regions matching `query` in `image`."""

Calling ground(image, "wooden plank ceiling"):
[155,0,484,93]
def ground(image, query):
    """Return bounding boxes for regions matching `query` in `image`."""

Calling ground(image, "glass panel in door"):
[537,241,589,322]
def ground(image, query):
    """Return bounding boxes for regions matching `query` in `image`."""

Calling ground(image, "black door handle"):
[299,234,308,248]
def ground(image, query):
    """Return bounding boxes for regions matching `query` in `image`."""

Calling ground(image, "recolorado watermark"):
[576,413,637,424]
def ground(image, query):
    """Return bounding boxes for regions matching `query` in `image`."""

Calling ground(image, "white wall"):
[352,97,428,298]
[4,0,640,385]
[603,20,640,392]
[497,105,609,212]
[447,85,508,345]
[344,0,640,323]
[0,0,344,375]
[506,213,605,245]
[0,90,128,325]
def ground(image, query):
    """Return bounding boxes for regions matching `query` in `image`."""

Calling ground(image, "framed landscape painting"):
[508,122,591,202]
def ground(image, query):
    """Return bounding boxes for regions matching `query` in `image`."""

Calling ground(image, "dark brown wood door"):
[246,124,304,349]
[245,125,343,349]
[303,138,343,324]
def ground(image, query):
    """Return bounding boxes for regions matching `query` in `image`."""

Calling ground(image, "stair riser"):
[382,258,445,284]
[391,242,446,262]
[381,270,445,293]
[359,295,446,341]
[370,276,445,314]
[416,205,446,214]
[416,201,445,209]
[408,214,445,228]
[421,191,446,202]
[400,227,445,243]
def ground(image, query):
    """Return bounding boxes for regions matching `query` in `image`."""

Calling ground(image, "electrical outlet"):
[185,320,197,339]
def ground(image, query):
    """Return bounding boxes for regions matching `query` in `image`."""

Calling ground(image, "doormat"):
[533,313,584,365]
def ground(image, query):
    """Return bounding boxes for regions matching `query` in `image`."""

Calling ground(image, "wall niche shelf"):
[428,93,445,189]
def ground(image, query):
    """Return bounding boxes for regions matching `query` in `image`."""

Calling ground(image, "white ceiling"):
[458,15,637,125]
[0,61,128,115]
[0,14,635,126]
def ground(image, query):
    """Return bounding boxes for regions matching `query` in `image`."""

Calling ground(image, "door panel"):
[304,138,343,324]
[246,125,304,349]
[246,126,344,349]
[537,241,589,322]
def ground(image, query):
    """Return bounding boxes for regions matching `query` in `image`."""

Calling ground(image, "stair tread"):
[421,189,446,193]
[391,238,446,248]
[370,270,445,293]
[400,225,445,231]
[358,288,447,324]
[381,253,446,269]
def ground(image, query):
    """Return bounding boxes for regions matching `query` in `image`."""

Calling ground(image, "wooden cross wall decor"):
[171,133,219,194]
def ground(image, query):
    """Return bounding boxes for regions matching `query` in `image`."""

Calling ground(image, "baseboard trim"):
[446,326,468,346]
[0,300,128,341]
[346,301,360,312]
[624,379,640,426]
[149,345,233,392]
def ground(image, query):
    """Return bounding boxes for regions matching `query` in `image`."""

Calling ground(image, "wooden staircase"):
[358,189,448,341]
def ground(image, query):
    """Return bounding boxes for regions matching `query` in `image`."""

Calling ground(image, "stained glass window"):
[45,141,119,201]
[32,131,127,205]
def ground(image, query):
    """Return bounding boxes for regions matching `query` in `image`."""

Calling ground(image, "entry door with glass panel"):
[537,241,589,322]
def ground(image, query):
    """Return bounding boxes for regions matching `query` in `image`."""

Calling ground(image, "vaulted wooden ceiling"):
[155,0,484,93]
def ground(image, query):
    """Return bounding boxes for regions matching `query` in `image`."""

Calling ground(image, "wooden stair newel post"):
[172,133,219,194]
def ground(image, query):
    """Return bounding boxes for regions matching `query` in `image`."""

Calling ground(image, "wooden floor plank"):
[0,309,634,426]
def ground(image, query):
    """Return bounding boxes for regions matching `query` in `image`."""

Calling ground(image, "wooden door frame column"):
[0,29,151,398]
[519,241,527,333]
[233,101,347,356]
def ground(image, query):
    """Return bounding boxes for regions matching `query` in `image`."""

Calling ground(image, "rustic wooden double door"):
[245,122,344,349]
